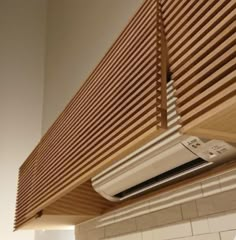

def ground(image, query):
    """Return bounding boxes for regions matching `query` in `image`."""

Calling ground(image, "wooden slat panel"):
[15,0,167,229]
[161,0,236,141]
[15,0,235,230]
[44,181,116,216]
[182,97,236,143]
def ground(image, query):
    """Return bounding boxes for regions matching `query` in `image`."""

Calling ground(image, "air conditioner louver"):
[114,158,211,200]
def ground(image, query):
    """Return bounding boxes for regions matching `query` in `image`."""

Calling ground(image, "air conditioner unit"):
[92,81,236,202]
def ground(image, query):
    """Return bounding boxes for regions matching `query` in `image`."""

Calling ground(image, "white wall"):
[0,0,47,239]
[42,0,144,133]
[35,230,75,240]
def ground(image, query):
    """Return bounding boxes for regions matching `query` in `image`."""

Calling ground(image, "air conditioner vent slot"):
[114,158,211,200]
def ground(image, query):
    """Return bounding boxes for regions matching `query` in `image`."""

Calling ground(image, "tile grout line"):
[219,231,222,240]
[189,218,194,237]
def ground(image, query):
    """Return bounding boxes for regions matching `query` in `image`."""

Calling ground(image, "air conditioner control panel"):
[182,137,236,163]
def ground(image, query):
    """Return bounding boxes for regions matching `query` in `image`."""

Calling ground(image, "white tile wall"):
[220,230,236,240]
[152,221,192,240]
[76,168,236,240]
[208,210,236,232]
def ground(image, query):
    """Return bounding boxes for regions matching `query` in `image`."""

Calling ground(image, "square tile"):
[151,205,182,226]
[208,210,236,232]
[136,213,156,231]
[75,231,87,240]
[105,218,136,237]
[181,201,198,219]
[152,221,192,240]
[142,229,154,240]
[191,217,210,235]
[220,230,236,240]
[196,189,236,216]
[87,227,104,240]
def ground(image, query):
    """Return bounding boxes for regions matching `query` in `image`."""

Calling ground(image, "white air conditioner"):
[92,81,236,202]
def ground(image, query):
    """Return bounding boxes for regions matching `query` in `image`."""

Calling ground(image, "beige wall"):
[42,0,144,133]
[0,0,47,239]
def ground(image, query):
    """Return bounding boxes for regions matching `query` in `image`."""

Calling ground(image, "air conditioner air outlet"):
[113,158,211,201]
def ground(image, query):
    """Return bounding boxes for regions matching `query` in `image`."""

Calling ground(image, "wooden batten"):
[15,0,167,230]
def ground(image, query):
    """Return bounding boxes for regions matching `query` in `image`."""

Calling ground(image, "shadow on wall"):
[35,230,75,240]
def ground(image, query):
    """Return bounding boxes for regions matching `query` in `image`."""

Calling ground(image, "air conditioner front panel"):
[93,143,198,197]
